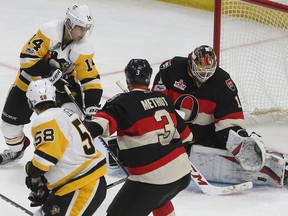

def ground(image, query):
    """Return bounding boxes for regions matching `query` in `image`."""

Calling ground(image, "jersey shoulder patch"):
[212,68,236,92]
[159,59,172,70]
[225,78,236,91]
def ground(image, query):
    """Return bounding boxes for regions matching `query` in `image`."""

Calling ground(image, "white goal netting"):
[214,0,288,124]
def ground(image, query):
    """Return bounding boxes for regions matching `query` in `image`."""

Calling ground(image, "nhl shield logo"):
[225,78,235,91]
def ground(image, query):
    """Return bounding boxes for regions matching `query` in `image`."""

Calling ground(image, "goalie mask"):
[64,4,94,36]
[188,45,217,86]
[125,59,153,86]
[26,79,56,109]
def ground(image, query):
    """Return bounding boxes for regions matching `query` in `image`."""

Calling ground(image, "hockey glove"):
[46,69,71,93]
[47,69,63,85]
[25,175,47,191]
[28,187,50,207]
[25,175,50,207]
[84,105,100,121]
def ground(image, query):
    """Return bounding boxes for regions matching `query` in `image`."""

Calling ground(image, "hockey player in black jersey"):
[152,45,287,187]
[85,59,193,216]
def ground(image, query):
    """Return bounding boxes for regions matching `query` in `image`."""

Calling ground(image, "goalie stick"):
[115,80,253,195]
[0,193,33,215]
[64,84,128,188]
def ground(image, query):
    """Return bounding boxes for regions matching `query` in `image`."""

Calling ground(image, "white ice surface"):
[0,0,287,215]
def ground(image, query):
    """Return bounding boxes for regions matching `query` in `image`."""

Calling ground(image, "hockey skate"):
[0,136,30,165]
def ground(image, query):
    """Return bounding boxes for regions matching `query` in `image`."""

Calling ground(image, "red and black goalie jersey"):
[152,56,246,149]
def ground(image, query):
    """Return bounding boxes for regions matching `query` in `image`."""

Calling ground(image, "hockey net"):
[213,0,288,125]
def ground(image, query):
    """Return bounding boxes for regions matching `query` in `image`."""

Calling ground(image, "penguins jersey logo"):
[44,51,72,72]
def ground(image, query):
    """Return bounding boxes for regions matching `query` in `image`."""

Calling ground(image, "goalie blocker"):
[190,130,287,187]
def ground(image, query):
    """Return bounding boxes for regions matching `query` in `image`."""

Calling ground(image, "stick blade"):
[202,181,253,196]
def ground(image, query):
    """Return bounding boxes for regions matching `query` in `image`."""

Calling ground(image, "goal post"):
[213,0,288,124]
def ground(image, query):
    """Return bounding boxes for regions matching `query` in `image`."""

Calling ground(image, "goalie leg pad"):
[260,152,286,187]
[226,130,265,172]
[190,145,285,187]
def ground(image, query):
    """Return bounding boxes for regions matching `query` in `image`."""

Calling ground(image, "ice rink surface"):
[0,0,287,215]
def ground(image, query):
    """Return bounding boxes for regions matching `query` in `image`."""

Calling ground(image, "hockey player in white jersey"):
[0,4,103,165]
[25,79,106,215]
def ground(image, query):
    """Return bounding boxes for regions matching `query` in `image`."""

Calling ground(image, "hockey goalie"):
[151,45,288,188]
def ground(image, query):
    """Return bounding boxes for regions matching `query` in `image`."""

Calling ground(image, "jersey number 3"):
[155,109,176,146]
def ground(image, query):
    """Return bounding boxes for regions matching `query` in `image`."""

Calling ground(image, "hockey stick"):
[64,84,128,188]
[0,193,33,215]
[115,80,253,195]
[115,80,129,93]
[64,84,85,120]
[99,137,129,189]
[107,177,127,189]
[98,137,130,177]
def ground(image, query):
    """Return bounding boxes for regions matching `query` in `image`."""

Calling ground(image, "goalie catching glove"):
[226,130,266,172]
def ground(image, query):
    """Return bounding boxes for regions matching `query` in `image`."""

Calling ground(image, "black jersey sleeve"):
[213,68,246,148]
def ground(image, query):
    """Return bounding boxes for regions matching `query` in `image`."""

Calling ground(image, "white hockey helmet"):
[188,45,217,85]
[64,4,94,34]
[26,79,56,108]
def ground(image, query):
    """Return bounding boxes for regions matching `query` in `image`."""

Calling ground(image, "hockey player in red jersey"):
[0,4,103,165]
[152,45,287,187]
[85,59,193,216]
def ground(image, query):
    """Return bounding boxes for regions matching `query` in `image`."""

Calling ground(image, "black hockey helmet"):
[125,59,152,85]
